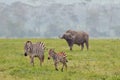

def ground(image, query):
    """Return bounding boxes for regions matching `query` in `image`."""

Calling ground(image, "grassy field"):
[0,38,120,80]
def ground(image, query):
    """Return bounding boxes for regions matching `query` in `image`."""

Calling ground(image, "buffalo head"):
[59,33,75,51]
[59,33,75,40]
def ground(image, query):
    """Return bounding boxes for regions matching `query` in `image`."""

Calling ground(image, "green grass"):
[0,38,120,80]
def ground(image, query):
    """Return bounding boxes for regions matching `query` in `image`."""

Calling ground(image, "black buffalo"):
[60,30,89,51]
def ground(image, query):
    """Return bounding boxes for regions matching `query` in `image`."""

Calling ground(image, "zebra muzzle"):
[48,57,50,60]
[24,53,27,56]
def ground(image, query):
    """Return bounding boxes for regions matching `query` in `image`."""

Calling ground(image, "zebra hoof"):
[61,68,63,72]
[56,68,58,71]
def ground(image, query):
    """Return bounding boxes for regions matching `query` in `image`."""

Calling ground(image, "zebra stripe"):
[39,42,45,50]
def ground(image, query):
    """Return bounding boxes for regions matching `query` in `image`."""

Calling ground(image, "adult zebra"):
[24,41,45,66]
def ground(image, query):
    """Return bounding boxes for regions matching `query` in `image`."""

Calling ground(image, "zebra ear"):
[27,41,32,46]
[27,41,32,45]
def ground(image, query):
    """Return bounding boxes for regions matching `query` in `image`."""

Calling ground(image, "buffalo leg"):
[68,42,73,51]
[85,41,89,50]
[69,44,73,51]
[70,46,72,51]
[81,43,84,50]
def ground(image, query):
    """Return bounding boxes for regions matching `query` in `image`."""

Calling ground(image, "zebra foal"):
[24,41,45,66]
[48,49,68,72]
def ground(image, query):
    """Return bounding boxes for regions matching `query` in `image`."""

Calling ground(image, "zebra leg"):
[30,57,34,66]
[40,60,42,66]
[38,56,42,66]
[54,62,58,71]
[64,63,67,71]
[42,55,44,63]
[61,63,64,72]
[61,62,67,72]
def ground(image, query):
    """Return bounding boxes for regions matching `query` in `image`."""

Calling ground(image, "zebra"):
[24,41,45,66]
[48,49,68,72]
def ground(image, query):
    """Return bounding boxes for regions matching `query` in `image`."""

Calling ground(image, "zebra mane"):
[39,42,46,50]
